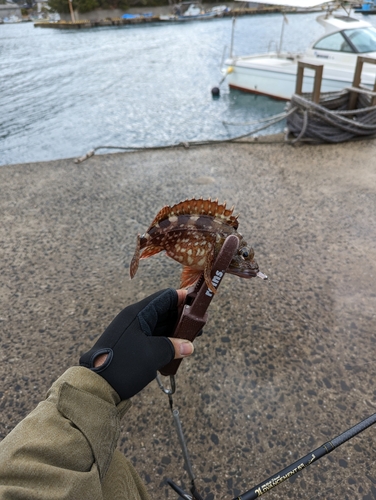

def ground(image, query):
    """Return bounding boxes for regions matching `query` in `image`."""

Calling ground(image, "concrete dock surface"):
[1,138,376,499]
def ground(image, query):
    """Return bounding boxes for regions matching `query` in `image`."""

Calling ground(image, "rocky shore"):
[1,138,376,498]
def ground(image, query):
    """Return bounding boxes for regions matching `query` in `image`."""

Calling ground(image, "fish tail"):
[129,234,141,279]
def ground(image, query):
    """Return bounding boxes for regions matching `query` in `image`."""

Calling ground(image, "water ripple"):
[1,14,374,165]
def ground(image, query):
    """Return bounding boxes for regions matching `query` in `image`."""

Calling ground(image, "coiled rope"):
[286,90,376,144]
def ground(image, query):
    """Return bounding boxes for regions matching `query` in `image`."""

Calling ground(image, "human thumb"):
[168,338,194,359]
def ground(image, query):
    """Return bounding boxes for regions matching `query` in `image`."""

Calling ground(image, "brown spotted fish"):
[130,198,266,294]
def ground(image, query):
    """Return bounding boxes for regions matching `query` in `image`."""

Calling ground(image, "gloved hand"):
[79,288,193,400]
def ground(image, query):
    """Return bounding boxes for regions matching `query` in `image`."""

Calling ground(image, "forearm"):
[0,367,131,500]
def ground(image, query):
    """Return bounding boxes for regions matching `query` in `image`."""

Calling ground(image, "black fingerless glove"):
[79,289,179,400]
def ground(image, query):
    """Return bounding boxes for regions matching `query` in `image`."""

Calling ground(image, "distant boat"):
[354,0,376,14]
[122,13,140,19]
[210,5,231,15]
[178,11,217,20]
[159,3,220,21]
[121,12,153,19]
[3,15,21,23]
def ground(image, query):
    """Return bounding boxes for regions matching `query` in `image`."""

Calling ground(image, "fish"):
[129,198,266,294]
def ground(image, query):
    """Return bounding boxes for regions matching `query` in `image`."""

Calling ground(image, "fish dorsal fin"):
[148,198,239,230]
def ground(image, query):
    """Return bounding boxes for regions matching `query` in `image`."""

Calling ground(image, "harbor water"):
[1,13,375,166]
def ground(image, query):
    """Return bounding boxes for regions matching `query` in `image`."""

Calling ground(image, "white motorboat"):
[178,4,217,19]
[159,2,219,21]
[224,2,376,100]
[3,15,21,23]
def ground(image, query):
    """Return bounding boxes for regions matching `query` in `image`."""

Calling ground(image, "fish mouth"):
[227,268,267,280]
[227,259,268,280]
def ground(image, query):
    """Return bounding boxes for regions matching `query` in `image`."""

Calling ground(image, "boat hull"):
[225,54,376,100]
[177,12,217,20]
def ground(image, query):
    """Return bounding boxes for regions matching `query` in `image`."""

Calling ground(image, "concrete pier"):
[1,138,376,499]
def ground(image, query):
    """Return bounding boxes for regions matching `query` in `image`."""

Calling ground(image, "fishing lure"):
[130,198,264,293]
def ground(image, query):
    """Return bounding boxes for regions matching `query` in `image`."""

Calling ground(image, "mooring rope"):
[222,108,294,127]
[74,109,291,164]
[286,90,376,144]
[74,91,376,163]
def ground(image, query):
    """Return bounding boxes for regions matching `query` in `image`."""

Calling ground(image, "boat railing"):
[347,56,376,109]
[267,40,278,53]
[295,61,324,103]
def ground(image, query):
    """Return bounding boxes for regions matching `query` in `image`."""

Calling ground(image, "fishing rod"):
[166,411,376,500]
[234,411,376,499]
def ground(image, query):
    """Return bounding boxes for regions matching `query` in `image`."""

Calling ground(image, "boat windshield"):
[313,27,376,54]
[343,27,376,53]
[313,32,354,53]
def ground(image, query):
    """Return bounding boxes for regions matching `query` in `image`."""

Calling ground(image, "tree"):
[77,0,99,12]
[48,0,76,14]
[48,0,163,15]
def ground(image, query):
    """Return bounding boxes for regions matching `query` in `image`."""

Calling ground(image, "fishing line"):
[265,276,376,375]
[222,107,296,127]
[257,278,322,345]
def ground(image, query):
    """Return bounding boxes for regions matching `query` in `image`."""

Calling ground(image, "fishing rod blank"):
[234,411,376,500]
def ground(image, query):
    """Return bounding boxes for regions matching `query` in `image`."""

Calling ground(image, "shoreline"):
[34,3,323,28]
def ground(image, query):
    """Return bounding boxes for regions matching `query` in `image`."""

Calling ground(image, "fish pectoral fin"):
[180,267,203,288]
[130,238,163,279]
[204,254,217,294]
[130,234,141,279]
[139,245,163,259]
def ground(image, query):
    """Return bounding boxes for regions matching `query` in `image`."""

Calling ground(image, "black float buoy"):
[211,86,220,97]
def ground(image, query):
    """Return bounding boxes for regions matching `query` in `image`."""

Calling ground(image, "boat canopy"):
[316,14,372,33]
[235,0,334,8]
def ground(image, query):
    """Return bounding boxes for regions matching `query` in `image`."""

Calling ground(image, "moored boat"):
[354,0,376,14]
[3,15,21,23]
[223,1,376,100]
[159,2,220,21]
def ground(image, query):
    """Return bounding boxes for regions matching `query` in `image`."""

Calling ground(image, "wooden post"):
[68,0,75,22]
[349,56,376,110]
[230,16,236,58]
[295,61,324,104]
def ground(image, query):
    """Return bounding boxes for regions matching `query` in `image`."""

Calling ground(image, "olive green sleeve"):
[0,367,132,500]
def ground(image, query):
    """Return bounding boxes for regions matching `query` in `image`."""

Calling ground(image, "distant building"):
[0,2,22,18]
